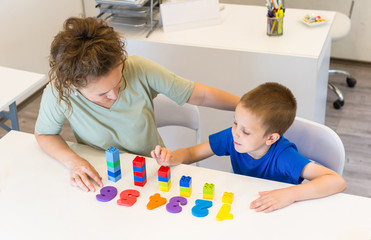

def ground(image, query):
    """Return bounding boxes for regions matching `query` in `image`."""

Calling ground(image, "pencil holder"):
[267,15,284,36]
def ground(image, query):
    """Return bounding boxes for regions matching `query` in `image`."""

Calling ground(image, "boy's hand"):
[250,188,295,213]
[151,145,174,166]
[70,157,103,192]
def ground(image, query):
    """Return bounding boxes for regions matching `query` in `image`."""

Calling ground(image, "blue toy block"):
[133,164,146,173]
[105,146,120,163]
[108,169,121,178]
[134,174,147,183]
[107,165,121,173]
[179,176,192,187]
[108,174,121,182]
[158,175,171,182]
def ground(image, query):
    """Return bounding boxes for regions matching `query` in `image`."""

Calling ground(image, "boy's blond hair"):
[240,82,297,136]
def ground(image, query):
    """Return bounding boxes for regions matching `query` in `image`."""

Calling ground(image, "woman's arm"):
[34,132,103,192]
[187,82,240,111]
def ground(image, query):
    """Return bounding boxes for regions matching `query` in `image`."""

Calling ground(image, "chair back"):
[153,94,201,146]
[331,0,355,41]
[284,117,345,175]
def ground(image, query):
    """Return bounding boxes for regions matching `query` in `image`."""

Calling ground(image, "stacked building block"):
[203,183,215,200]
[179,176,192,197]
[106,146,121,182]
[133,156,147,187]
[158,166,171,192]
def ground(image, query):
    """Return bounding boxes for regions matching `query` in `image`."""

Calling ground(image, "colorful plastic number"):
[192,199,213,217]
[96,186,118,202]
[166,196,187,213]
[147,193,167,210]
[117,189,140,207]
[216,204,233,221]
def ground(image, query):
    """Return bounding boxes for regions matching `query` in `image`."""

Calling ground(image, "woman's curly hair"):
[49,17,127,111]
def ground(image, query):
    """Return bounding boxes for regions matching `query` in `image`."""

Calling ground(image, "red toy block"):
[133,169,147,177]
[158,166,170,177]
[134,178,147,187]
[133,156,146,167]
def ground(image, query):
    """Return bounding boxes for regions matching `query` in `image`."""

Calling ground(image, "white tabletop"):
[0,131,370,240]
[118,4,335,58]
[0,66,46,111]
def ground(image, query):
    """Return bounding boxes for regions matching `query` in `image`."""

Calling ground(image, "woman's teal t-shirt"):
[35,55,194,156]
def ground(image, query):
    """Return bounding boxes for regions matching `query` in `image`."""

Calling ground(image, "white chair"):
[284,117,345,175]
[328,0,357,109]
[153,94,201,156]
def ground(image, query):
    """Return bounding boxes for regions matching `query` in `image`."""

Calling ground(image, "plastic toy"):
[106,147,121,182]
[117,189,140,207]
[158,166,171,192]
[192,199,213,217]
[96,186,118,202]
[179,176,192,197]
[147,193,167,210]
[133,156,147,187]
[203,183,215,200]
[222,192,234,204]
[166,196,187,213]
[216,204,233,221]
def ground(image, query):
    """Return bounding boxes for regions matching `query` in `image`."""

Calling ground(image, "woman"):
[35,17,240,192]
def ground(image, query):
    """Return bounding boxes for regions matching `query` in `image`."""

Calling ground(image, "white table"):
[0,66,46,131]
[113,4,335,171]
[1,131,370,240]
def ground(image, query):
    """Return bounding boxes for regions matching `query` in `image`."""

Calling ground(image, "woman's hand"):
[69,157,103,192]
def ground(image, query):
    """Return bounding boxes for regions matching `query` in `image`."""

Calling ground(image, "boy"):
[151,82,346,213]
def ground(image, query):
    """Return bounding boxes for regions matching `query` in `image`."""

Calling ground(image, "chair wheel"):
[333,100,344,109]
[346,77,356,88]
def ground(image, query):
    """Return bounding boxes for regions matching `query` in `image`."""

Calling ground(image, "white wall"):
[219,0,371,63]
[0,0,84,74]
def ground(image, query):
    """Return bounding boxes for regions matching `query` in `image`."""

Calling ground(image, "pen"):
[276,4,281,18]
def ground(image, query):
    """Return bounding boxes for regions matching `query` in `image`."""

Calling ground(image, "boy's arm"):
[250,163,346,213]
[151,141,214,166]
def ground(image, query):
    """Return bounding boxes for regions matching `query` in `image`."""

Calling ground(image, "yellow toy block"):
[222,192,234,204]
[203,193,214,200]
[159,181,171,188]
[159,182,171,192]
[180,191,191,197]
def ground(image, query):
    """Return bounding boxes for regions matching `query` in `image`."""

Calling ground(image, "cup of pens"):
[266,0,284,36]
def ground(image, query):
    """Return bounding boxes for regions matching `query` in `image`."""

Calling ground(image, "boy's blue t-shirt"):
[209,127,310,184]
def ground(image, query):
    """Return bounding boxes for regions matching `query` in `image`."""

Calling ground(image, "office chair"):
[284,117,345,175]
[328,0,356,109]
[153,94,201,165]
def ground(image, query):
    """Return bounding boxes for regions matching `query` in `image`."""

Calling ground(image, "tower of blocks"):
[203,183,215,200]
[158,166,171,192]
[106,147,121,182]
[133,156,147,187]
[179,176,192,197]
